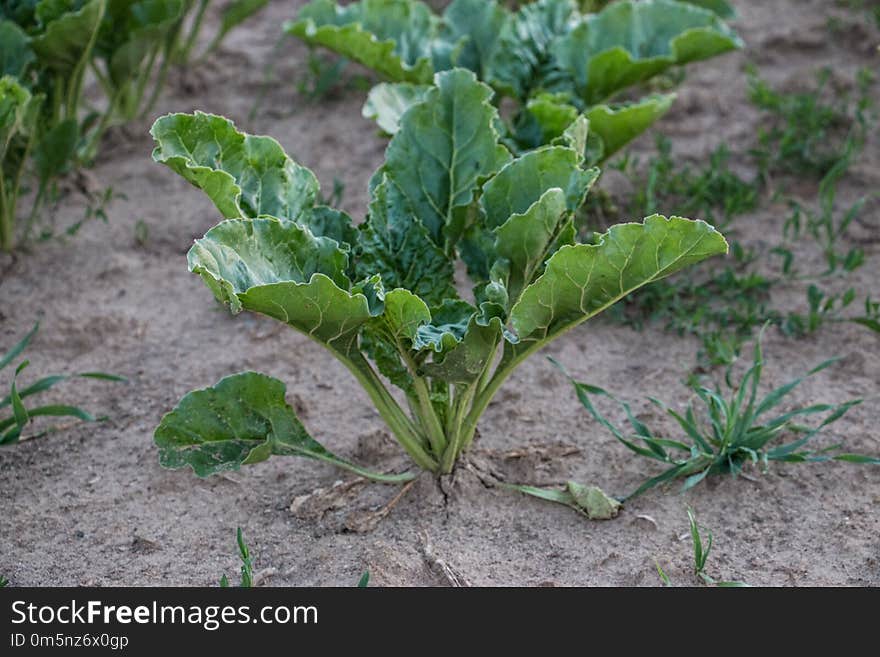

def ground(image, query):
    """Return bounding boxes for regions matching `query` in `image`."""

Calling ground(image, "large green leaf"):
[30,0,106,72]
[508,215,728,352]
[381,68,511,248]
[356,177,455,307]
[0,20,33,77]
[188,217,372,357]
[362,81,428,135]
[553,0,742,104]
[585,93,675,159]
[151,111,319,222]
[284,0,436,84]
[154,371,413,482]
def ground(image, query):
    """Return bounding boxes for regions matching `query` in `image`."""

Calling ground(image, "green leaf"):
[509,215,728,351]
[154,371,413,481]
[101,0,184,87]
[0,20,33,77]
[188,218,350,303]
[519,93,580,147]
[481,145,598,228]
[362,82,428,135]
[553,0,742,105]
[188,219,372,356]
[284,0,436,84]
[509,481,621,520]
[435,0,508,79]
[34,118,78,182]
[413,299,475,353]
[381,68,511,248]
[486,0,577,100]
[494,187,569,306]
[150,112,320,222]
[0,321,38,372]
[421,314,502,384]
[356,177,456,307]
[585,93,675,160]
[215,0,270,49]
[30,0,106,72]
[0,75,32,160]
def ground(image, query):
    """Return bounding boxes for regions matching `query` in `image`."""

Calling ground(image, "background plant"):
[286,0,742,164]
[150,68,727,484]
[555,329,877,499]
[1,322,124,445]
[656,509,748,586]
[0,0,268,253]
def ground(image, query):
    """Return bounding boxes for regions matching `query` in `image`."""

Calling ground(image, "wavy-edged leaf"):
[421,314,502,384]
[0,20,33,77]
[382,68,511,248]
[481,145,598,228]
[585,93,675,160]
[413,299,475,353]
[30,0,106,72]
[553,0,742,105]
[284,0,436,84]
[515,92,580,149]
[151,111,319,222]
[189,218,372,357]
[362,81,428,135]
[154,371,413,482]
[509,215,728,352]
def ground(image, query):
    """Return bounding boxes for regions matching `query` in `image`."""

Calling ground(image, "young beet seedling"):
[656,509,748,587]
[151,68,727,485]
[556,328,877,499]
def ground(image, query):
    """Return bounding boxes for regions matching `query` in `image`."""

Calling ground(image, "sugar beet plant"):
[286,0,741,162]
[151,69,727,481]
[0,0,267,252]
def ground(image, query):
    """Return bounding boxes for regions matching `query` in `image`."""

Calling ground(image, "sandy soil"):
[1,0,878,587]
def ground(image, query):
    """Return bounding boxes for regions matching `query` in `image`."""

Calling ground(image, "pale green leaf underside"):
[510,215,729,348]
[151,111,319,221]
[362,82,428,135]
